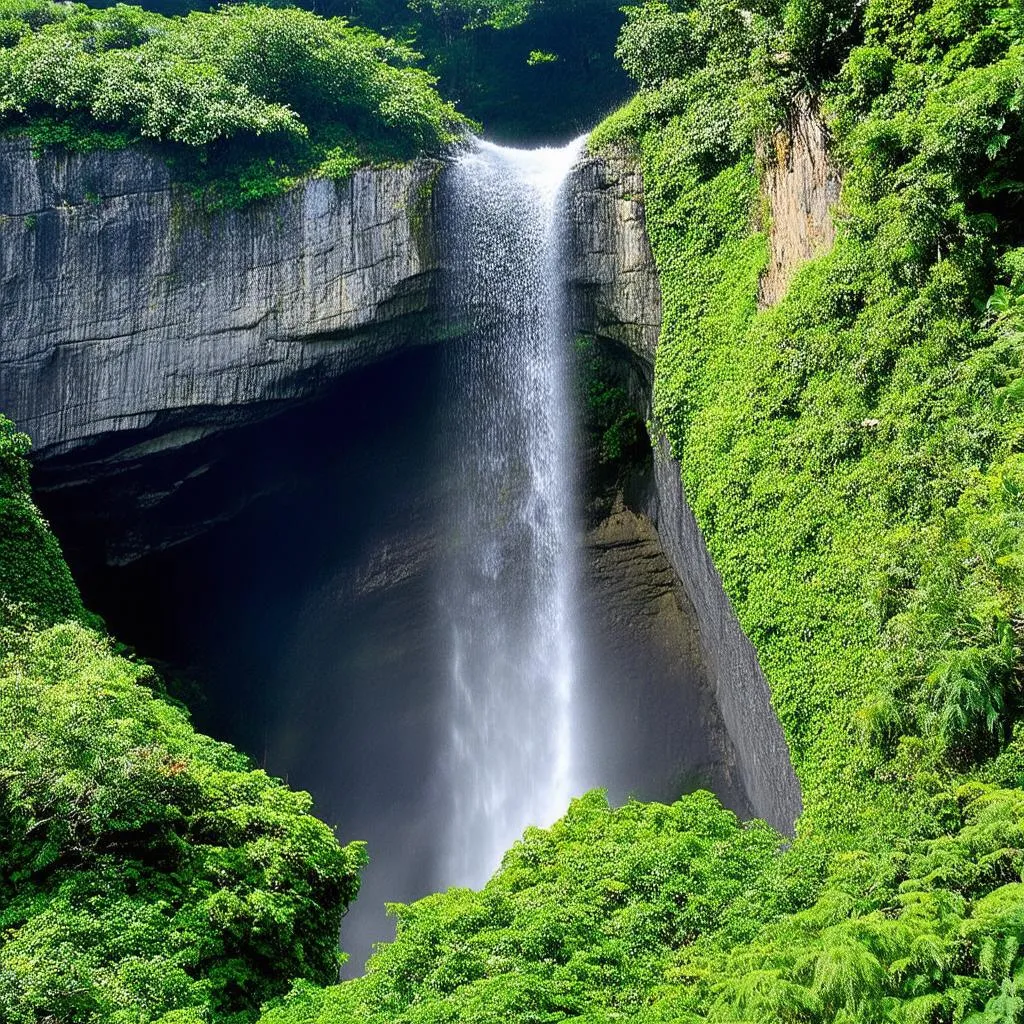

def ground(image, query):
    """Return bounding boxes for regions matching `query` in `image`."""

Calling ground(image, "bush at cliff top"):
[0,1,468,205]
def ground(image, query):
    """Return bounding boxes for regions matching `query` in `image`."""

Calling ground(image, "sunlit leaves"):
[0,1,467,171]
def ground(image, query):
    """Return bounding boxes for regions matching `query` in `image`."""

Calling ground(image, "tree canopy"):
[0,1,468,205]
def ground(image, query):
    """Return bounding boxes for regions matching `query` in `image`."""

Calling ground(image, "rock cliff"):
[4,133,804,833]
[570,140,803,833]
[0,137,442,458]
[1,137,654,464]
[565,148,662,366]
[757,97,841,308]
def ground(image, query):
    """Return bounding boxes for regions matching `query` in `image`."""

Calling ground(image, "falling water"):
[440,136,586,887]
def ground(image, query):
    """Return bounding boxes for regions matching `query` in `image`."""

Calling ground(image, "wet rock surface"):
[566,146,662,364]
[579,497,750,819]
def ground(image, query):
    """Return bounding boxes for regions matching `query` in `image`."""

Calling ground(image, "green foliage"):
[595,0,1024,814]
[0,622,368,1022]
[405,0,535,32]
[335,0,630,141]
[588,0,1024,1016]
[576,337,648,467]
[88,0,631,138]
[259,791,784,1023]
[257,784,1024,1023]
[0,423,367,1020]
[525,49,557,66]
[0,0,468,205]
[0,415,86,640]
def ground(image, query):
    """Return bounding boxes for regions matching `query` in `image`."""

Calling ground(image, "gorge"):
[4,3,1024,1020]
[0,131,800,968]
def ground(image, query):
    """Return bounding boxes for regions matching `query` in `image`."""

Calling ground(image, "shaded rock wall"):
[567,144,803,833]
[647,441,802,831]
[0,138,442,458]
[579,498,752,820]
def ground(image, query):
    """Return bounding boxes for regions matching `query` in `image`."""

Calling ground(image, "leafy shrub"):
[258,784,1024,1023]
[0,419,368,1021]
[0,623,368,1022]
[259,791,784,1023]
[0,1,469,204]
[0,415,85,640]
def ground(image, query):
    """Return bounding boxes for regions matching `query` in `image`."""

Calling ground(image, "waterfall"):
[439,136,586,887]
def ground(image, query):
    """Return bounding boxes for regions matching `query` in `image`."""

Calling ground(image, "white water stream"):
[440,136,586,886]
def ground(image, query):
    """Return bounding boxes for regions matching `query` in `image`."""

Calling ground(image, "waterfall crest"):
[440,137,585,887]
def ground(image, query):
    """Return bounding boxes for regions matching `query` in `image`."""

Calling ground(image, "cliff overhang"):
[0,138,443,460]
[1,133,806,833]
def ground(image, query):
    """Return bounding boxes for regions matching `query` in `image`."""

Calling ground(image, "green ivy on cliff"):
[606,0,1024,831]
[602,0,1024,1015]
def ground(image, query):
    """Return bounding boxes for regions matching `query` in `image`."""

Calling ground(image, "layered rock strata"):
[0,138,442,457]
[565,147,662,365]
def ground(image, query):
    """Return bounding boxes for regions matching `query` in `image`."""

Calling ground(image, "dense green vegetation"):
[576,336,649,471]
[255,0,1024,1021]
[0,418,88,632]
[597,0,1024,834]
[332,0,630,140]
[101,0,631,140]
[0,0,467,206]
[0,417,367,1022]
[256,780,1024,1022]
[6,0,1024,1021]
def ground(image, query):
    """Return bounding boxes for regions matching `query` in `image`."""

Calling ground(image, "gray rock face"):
[0,137,442,457]
[648,440,803,831]
[565,148,662,365]
[580,499,753,821]
[566,144,803,833]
